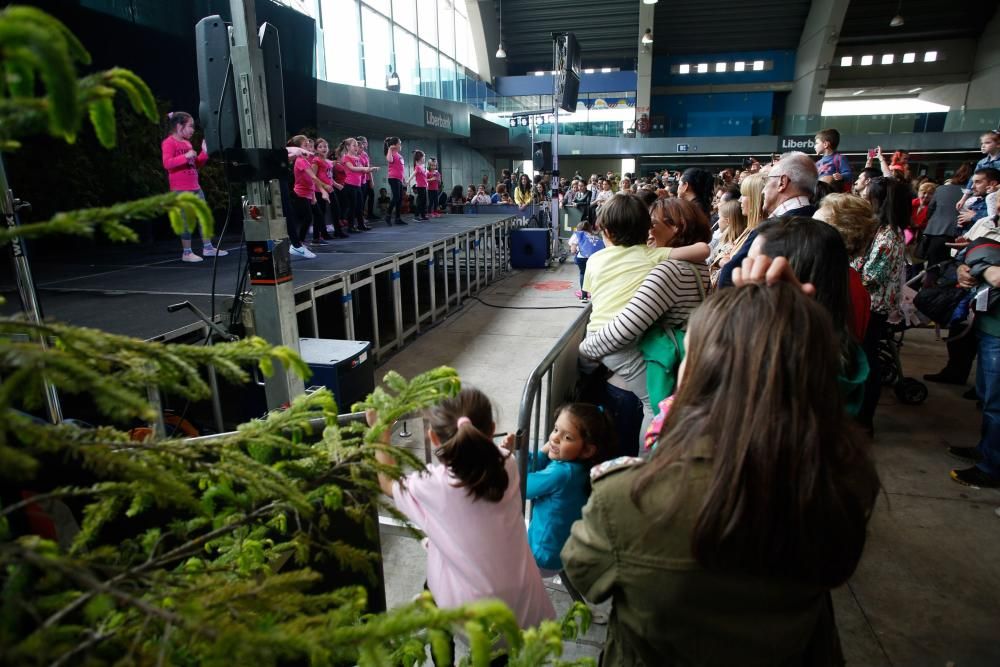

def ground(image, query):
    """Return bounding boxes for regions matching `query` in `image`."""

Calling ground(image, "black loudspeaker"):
[195,16,237,155]
[532,141,552,171]
[195,16,286,155]
[555,70,580,112]
[510,228,550,268]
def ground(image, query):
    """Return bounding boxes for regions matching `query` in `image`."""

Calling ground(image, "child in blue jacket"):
[524,403,615,572]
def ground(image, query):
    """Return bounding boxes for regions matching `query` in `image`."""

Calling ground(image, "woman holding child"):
[579,196,711,455]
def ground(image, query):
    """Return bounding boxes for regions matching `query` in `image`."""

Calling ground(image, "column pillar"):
[784,0,849,119]
[635,1,655,134]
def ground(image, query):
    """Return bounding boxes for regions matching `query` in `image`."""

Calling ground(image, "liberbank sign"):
[424,107,453,132]
[777,135,815,152]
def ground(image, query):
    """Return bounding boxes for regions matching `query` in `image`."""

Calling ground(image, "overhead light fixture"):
[909,87,922,93]
[852,89,866,96]
[890,0,904,27]
[496,0,506,58]
[641,29,654,45]
[643,0,658,4]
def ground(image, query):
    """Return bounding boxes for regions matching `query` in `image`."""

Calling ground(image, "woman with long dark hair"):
[855,176,908,433]
[563,283,880,666]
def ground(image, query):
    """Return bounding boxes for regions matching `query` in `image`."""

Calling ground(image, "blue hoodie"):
[526,450,591,571]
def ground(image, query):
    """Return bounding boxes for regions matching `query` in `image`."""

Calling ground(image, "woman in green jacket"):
[562,282,880,667]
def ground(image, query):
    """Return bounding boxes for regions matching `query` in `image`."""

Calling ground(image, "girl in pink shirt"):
[427,157,441,217]
[287,135,328,258]
[408,150,429,222]
[383,136,406,225]
[161,111,227,263]
[340,137,378,232]
[370,388,556,655]
[311,138,346,240]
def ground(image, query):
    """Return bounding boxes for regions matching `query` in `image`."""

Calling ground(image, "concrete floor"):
[374,261,1000,666]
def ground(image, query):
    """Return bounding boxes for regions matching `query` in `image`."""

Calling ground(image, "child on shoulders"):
[815,128,853,192]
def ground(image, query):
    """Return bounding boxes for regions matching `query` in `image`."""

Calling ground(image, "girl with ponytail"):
[368,387,555,638]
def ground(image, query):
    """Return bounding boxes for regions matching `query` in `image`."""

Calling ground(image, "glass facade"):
[291,0,481,103]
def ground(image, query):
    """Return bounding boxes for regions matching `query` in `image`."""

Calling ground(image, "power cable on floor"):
[466,295,587,310]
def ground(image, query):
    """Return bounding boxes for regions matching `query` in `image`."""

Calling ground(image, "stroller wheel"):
[895,377,928,405]
[879,354,899,386]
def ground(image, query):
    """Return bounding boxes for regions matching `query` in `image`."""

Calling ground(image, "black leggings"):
[387,178,403,220]
[858,310,888,432]
[414,186,427,218]
[341,185,359,226]
[289,193,320,247]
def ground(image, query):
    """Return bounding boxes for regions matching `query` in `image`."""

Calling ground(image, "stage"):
[1,212,523,360]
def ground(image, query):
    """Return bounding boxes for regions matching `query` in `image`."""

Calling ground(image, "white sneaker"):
[182,252,204,263]
[289,245,316,259]
[202,246,228,257]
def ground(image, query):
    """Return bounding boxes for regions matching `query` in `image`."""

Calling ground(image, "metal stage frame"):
[289,214,520,361]
[1,213,525,364]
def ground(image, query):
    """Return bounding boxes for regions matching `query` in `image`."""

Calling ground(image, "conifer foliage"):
[0,7,592,665]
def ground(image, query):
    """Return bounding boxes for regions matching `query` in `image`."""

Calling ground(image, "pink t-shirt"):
[312,156,333,187]
[359,150,371,185]
[292,156,316,199]
[427,168,440,191]
[392,448,556,629]
[161,135,207,191]
[387,150,404,180]
[343,153,365,187]
[414,163,428,188]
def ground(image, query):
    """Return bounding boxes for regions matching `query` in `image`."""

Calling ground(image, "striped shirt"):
[579,260,709,359]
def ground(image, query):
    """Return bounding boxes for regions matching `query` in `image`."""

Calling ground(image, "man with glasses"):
[717,152,818,288]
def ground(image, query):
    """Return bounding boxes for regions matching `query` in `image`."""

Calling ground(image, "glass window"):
[393,26,420,95]
[323,0,363,85]
[440,57,456,101]
[362,7,392,89]
[418,0,437,46]
[419,41,439,98]
[393,0,416,31]
[438,0,455,58]
[363,0,390,16]
[455,9,476,73]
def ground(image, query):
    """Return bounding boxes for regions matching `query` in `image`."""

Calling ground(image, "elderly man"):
[717,151,818,288]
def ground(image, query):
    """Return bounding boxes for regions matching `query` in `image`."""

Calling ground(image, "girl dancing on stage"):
[161,111,228,262]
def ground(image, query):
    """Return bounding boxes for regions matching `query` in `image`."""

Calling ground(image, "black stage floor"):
[1,213,514,341]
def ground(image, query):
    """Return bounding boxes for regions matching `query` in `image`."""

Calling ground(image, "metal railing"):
[514,304,592,507]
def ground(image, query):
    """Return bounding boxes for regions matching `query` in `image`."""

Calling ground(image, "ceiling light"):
[641,29,653,45]
[496,0,506,59]
[840,56,853,66]
[752,60,764,71]
[697,63,708,73]
[678,64,690,74]
[890,0,904,27]
[715,62,726,72]
[733,61,745,72]
[924,51,938,62]
[643,0,658,4]
[908,87,922,93]
[601,67,612,73]
[902,52,916,63]
[881,54,894,64]
[860,55,873,66]
[852,89,866,96]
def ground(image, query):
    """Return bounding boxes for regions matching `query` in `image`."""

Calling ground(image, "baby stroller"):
[882,259,972,405]
[878,262,953,405]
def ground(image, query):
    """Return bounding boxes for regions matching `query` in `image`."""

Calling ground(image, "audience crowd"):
[372,127,999,665]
